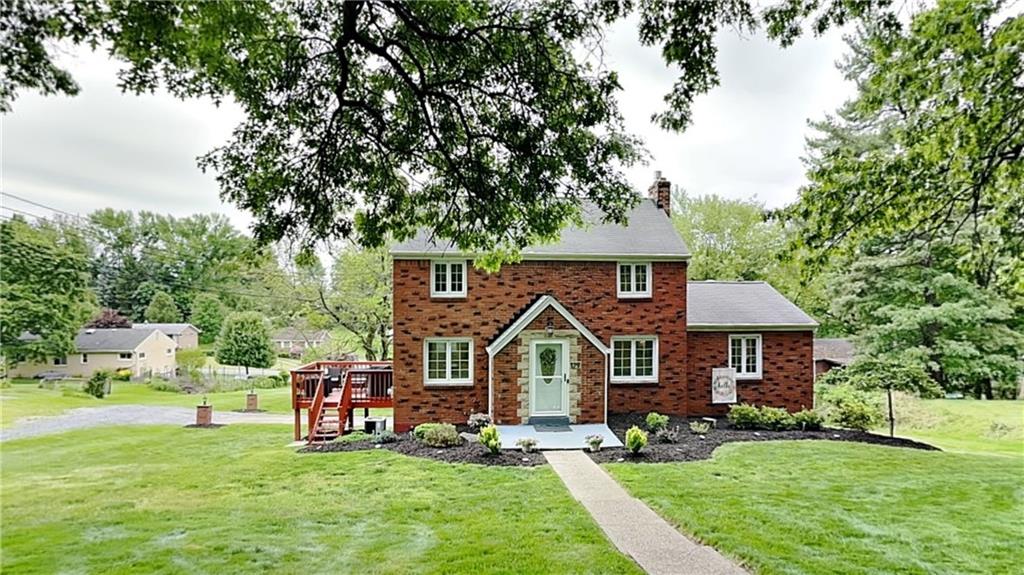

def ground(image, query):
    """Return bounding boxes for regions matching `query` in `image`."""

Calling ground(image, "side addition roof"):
[391,199,690,261]
[814,338,855,365]
[687,281,819,331]
[132,323,201,335]
[486,295,610,357]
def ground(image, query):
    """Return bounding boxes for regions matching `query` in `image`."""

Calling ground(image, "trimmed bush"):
[727,403,762,429]
[645,412,669,432]
[420,423,461,447]
[333,431,371,444]
[625,425,648,454]
[758,406,797,431]
[479,425,501,454]
[374,430,399,444]
[793,408,825,431]
[84,370,112,398]
[689,420,711,434]
[113,369,132,382]
[413,423,445,440]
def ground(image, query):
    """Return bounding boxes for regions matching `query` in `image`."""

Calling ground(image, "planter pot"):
[588,445,602,452]
[245,393,259,412]
[196,404,213,426]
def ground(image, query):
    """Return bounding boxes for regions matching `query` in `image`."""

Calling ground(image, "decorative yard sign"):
[711,368,737,404]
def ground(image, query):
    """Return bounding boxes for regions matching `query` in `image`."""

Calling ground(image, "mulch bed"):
[297,413,938,467]
[586,413,939,464]
[300,433,547,467]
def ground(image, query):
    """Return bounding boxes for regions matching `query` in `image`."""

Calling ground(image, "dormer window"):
[431,260,467,298]
[617,262,652,298]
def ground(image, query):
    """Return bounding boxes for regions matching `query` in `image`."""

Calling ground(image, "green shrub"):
[758,406,797,431]
[147,378,181,393]
[112,369,132,382]
[84,370,112,398]
[793,408,825,431]
[818,384,883,431]
[689,420,711,434]
[420,423,461,447]
[333,431,371,444]
[478,425,501,454]
[0,378,11,389]
[374,430,399,444]
[413,423,445,440]
[727,403,762,429]
[625,425,648,454]
[645,412,669,432]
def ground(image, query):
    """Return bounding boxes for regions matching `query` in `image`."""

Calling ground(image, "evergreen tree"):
[145,291,181,323]
[215,312,275,374]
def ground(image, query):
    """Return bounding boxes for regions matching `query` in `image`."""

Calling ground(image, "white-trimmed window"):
[118,352,133,361]
[53,356,67,366]
[617,262,652,298]
[729,334,762,379]
[138,352,147,360]
[611,336,658,383]
[423,338,473,385]
[430,261,467,298]
[81,353,89,364]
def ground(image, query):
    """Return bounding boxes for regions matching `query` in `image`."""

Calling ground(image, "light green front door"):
[532,341,567,416]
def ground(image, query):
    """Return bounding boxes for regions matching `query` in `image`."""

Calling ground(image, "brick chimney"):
[649,170,671,216]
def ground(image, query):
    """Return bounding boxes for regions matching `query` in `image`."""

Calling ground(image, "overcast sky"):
[1,19,854,234]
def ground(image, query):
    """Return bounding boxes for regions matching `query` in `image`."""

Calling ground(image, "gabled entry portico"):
[486,295,610,425]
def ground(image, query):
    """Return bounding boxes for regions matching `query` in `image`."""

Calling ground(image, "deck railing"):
[291,361,393,409]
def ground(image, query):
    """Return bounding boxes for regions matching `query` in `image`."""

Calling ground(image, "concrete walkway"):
[0,405,294,442]
[545,451,747,575]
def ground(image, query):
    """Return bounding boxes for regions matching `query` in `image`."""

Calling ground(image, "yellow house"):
[131,323,201,349]
[10,328,178,379]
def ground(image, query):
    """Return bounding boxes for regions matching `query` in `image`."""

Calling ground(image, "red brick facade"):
[392,259,688,431]
[392,258,815,431]
[686,331,815,416]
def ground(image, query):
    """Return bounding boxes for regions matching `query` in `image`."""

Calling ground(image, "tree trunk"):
[887,387,895,438]
[245,365,249,375]
[982,379,993,400]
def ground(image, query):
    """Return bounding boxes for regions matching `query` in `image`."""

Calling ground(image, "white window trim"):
[80,353,88,364]
[610,336,659,383]
[616,262,652,298]
[53,356,67,366]
[729,334,763,379]
[430,260,468,298]
[423,337,474,386]
[118,353,133,361]
[138,352,147,360]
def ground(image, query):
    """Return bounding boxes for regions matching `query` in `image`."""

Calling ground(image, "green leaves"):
[215,311,275,370]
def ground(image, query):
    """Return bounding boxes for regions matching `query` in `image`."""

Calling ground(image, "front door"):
[531,340,568,417]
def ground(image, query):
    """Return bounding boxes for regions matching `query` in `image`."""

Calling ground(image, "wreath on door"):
[539,347,557,385]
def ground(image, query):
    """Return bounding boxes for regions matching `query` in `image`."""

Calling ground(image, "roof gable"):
[75,328,160,352]
[485,295,610,356]
[392,199,690,260]
[687,281,818,330]
[132,323,200,335]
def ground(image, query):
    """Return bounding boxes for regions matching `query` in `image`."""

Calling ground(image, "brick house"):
[389,175,818,432]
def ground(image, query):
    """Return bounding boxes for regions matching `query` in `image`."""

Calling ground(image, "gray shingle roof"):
[132,323,200,335]
[75,328,158,352]
[687,281,818,329]
[814,338,854,365]
[391,199,690,259]
[270,327,329,342]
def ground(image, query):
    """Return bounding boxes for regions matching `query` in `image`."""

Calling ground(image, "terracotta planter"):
[196,404,213,426]
[245,393,259,411]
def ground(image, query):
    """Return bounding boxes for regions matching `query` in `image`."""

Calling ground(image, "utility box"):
[364,417,387,435]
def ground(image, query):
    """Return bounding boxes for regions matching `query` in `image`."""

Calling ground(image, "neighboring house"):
[10,328,178,379]
[132,323,201,349]
[813,338,855,376]
[271,328,329,355]
[388,174,818,432]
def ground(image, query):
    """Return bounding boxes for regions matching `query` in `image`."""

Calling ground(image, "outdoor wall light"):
[545,319,554,337]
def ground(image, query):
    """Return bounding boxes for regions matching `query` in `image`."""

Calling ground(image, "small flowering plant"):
[516,437,538,453]
[467,412,492,431]
[585,434,604,452]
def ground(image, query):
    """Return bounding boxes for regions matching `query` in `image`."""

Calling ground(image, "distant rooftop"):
[814,338,855,365]
[391,199,690,260]
[271,327,329,342]
[76,328,160,352]
[687,281,818,329]
[132,323,200,335]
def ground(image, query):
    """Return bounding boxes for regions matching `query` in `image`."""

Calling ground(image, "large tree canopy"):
[3,0,894,258]
[792,0,1023,281]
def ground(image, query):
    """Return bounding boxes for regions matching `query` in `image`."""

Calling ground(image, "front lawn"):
[1,425,640,574]
[608,441,1022,575]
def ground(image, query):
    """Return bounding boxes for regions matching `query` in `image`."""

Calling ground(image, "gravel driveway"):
[0,405,292,442]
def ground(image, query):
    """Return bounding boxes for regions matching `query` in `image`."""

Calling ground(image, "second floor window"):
[431,261,467,297]
[617,262,652,298]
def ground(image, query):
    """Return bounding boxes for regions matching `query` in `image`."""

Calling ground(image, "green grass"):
[876,397,1023,457]
[0,380,295,427]
[608,441,1023,575]
[1,425,640,574]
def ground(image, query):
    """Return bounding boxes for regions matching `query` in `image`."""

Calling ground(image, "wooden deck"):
[290,360,393,443]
